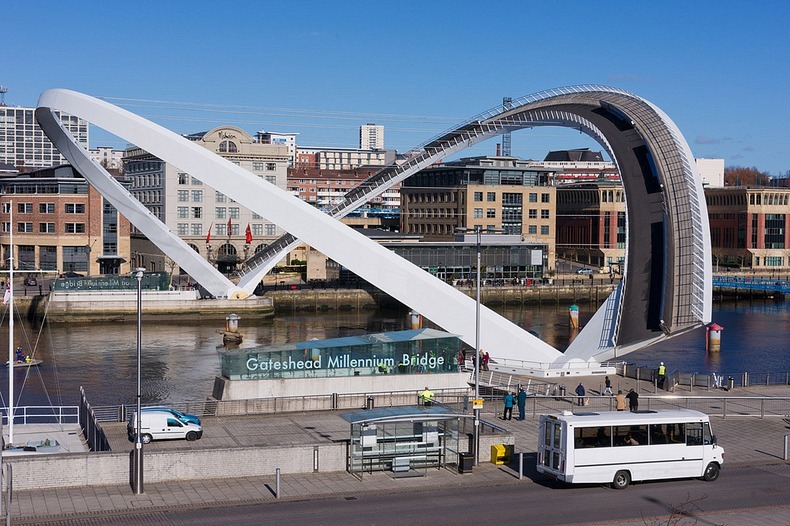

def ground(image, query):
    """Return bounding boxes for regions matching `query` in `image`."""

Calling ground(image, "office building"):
[400,155,556,269]
[0,165,130,275]
[0,105,88,169]
[123,125,289,274]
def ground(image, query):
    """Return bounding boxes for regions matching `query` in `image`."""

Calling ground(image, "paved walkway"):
[6,379,790,524]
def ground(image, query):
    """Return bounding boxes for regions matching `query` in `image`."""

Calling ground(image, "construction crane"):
[0,86,7,106]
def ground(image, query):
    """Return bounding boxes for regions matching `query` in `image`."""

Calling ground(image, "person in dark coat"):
[625,388,639,412]
[517,387,528,420]
[575,382,586,406]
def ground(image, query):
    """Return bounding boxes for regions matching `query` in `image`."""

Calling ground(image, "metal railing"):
[0,406,79,426]
[91,387,474,423]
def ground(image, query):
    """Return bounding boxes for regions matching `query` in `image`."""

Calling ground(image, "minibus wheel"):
[702,462,720,481]
[612,470,631,489]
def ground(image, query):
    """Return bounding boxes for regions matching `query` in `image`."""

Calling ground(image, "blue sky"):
[3,1,789,174]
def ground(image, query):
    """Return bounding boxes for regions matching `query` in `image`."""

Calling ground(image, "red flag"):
[245,224,252,244]
[205,223,212,244]
[227,218,232,235]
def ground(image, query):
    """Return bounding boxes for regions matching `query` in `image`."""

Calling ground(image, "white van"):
[127,410,203,443]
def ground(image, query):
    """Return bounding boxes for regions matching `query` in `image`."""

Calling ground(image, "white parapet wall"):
[217,372,470,400]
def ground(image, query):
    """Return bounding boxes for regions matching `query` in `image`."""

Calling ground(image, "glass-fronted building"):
[219,328,462,381]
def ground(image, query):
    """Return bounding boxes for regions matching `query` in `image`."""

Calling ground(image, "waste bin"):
[491,444,509,465]
[727,377,735,390]
[458,453,474,473]
[366,396,375,410]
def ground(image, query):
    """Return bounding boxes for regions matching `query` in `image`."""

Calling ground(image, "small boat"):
[5,359,43,368]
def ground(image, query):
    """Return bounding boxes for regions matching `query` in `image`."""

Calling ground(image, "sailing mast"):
[6,200,14,446]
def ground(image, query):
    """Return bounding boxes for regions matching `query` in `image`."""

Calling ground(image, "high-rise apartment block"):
[0,105,88,169]
[359,123,384,150]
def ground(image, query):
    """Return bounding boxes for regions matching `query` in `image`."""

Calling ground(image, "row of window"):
[474,191,551,203]
[572,422,711,448]
[12,203,84,214]
[406,223,550,236]
[176,223,276,236]
[14,222,85,234]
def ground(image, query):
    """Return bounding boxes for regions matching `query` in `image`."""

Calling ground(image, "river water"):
[1,300,788,407]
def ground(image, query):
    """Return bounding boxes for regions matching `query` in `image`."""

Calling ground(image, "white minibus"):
[537,409,724,489]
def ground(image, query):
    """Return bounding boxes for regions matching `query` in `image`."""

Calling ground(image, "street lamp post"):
[132,267,145,494]
[456,225,504,466]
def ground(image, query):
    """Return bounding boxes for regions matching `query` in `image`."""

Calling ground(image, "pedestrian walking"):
[603,376,613,396]
[481,350,490,371]
[575,382,586,406]
[615,390,626,411]
[503,392,515,420]
[517,386,527,420]
[657,362,667,389]
[625,388,639,412]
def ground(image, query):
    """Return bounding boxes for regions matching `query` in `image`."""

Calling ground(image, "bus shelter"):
[341,406,472,479]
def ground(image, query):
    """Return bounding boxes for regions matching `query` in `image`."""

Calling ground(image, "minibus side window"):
[703,422,713,445]
[686,422,703,445]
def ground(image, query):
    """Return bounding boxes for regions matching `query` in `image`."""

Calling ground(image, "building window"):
[541,225,549,235]
[265,175,276,185]
[265,224,276,236]
[177,223,188,235]
[178,173,189,184]
[487,192,496,202]
[252,224,264,236]
[191,190,203,202]
[486,208,496,219]
[177,206,189,219]
[191,223,203,236]
[528,225,537,235]
[473,208,483,219]
[192,207,202,219]
[541,193,550,203]
[64,223,85,233]
[65,203,85,214]
[266,163,276,171]
[541,210,550,219]
[215,207,227,219]
[528,209,537,219]
[253,162,265,171]
[191,177,202,185]
[529,193,538,203]
[177,190,189,202]
[474,192,483,202]
[218,140,237,153]
[216,191,226,202]
[229,207,240,219]
[39,223,56,233]
[18,222,33,233]
[17,203,33,214]
[39,203,55,214]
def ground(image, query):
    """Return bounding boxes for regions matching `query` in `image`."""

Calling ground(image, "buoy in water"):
[706,322,724,352]
[568,304,579,329]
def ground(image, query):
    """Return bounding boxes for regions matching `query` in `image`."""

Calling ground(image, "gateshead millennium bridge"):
[36,86,711,374]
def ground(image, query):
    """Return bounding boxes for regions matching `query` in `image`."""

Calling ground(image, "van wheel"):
[142,434,153,444]
[702,462,720,481]
[186,431,198,441]
[612,470,631,489]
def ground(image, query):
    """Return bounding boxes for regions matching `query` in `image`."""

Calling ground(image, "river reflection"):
[1,301,788,406]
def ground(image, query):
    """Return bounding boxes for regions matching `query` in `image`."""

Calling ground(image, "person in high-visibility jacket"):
[657,362,667,389]
[419,387,435,406]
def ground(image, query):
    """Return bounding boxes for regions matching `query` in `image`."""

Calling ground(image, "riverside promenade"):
[7,377,790,525]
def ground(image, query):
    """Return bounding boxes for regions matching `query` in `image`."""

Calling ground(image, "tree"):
[724,166,770,187]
